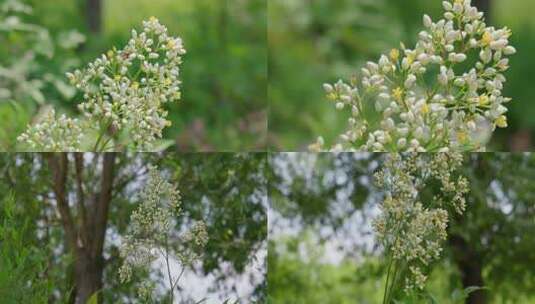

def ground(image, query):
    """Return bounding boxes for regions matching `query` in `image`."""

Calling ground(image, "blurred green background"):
[0,0,266,151]
[268,0,535,151]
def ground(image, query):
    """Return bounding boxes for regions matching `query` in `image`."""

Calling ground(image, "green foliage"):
[163,153,268,275]
[269,235,535,304]
[0,194,53,303]
[0,0,85,151]
[0,101,30,149]
[269,153,377,227]
[268,236,382,304]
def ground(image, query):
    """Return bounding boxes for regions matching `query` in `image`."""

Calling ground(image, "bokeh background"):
[0,0,266,151]
[268,0,535,151]
[268,153,535,303]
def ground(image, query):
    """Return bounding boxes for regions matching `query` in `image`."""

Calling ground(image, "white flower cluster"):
[313,0,515,152]
[373,153,469,292]
[18,17,185,151]
[16,108,82,151]
[118,167,208,300]
[68,17,185,148]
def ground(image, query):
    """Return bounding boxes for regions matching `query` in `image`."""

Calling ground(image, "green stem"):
[98,136,114,152]
[386,260,400,303]
[94,117,119,152]
[93,120,111,152]
[93,131,105,152]
[383,256,394,304]
[164,235,174,304]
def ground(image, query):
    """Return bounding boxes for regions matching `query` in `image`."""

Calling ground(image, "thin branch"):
[171,266,186,290]
[382,255,394,304]
[91,153,116,258]
[165,235,175,304]
[74,153,89,247]
[46,153,78,252]
[113,165,148,196]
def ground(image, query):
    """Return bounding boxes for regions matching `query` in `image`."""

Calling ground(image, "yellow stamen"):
[478,95,489,106]
[327,92,337,101]
[392,87,404,101]
[390,49,400,62]
[495,115,508,128]
[421,103,429,114]
[406,53,415,65]
[481,32,492,46]
[457,131,468,143]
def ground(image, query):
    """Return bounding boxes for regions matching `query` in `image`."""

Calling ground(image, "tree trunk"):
[86,0,102,33]
[74,253,103,304]
[449,235,487,304]
[48,153,116,304]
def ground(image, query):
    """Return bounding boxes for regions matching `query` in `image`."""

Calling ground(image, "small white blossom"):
[374,153,469,293]
[17,108,83,151]
[316,0,515,152]
[119,166,208,300]
[19,17,186,151]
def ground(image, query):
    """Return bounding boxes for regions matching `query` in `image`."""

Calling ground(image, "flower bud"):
[453,3,463,14]
[423,15,433,28]
[504,46,516,55]
[323,83,334,93]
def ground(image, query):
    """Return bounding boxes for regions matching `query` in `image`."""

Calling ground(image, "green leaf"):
[151,139,176,152]
[86,291,99,304]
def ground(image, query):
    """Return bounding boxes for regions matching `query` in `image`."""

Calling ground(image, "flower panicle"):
[118,166,208,300]
[19,17,185,151]
[316,0,516,152]
[373,153,469,292]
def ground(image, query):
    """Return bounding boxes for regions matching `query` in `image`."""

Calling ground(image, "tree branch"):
[47,153,78,252]
[74,153,89,247]
[113,165,148,197]
[91,153,116,258]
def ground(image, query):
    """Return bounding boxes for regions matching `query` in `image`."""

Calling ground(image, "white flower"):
[315,0,515,152]
[423,15,432,28]
[19,17,186,151]
[374,153,469,292]
[442,1,453,11]
[119,166,208,300]
[17,108,83,151]
[405,74,417,88]
[504,46,517,55]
